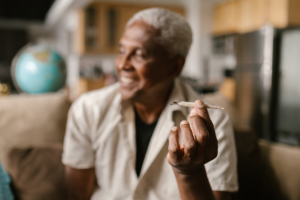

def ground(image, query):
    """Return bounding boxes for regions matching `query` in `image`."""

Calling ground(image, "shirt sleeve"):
[205,109,239,192]
[62,97,95,169]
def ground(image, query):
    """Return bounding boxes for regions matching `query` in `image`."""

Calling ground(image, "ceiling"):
[0,0,55,21]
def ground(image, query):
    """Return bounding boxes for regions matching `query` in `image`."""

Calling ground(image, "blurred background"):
[1,0,300,146]
[1,1,300,200]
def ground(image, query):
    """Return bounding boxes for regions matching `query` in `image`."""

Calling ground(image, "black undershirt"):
[135,109,158,177]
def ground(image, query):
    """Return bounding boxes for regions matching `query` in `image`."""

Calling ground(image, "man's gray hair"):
[126,8,192,57]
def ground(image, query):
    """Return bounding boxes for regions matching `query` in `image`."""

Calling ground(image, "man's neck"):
[133,82,174,124]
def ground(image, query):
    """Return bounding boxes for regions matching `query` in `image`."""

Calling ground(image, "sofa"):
[0,92,300,200]
[0,92,69,200]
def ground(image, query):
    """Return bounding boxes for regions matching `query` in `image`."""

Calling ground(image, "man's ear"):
[171,56,185,78]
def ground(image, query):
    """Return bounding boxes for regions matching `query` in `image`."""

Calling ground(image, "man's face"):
[115,20,175,101]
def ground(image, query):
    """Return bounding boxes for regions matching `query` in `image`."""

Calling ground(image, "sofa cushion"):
[7,145,65,200]
[0,92,70,169]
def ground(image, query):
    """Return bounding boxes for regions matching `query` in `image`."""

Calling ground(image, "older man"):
[63,8,238,200]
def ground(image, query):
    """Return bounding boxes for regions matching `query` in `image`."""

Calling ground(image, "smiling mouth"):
[120,76,135,84]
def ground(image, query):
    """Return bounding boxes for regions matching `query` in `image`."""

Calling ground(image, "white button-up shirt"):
[63,79,238,200]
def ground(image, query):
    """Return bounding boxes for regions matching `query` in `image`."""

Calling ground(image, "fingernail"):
[190,109,197,116]
[181,120,188,125]
[172,126,178,131]
[196,100,204,108]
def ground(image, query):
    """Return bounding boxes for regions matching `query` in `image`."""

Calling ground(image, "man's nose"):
[117,53,133,71]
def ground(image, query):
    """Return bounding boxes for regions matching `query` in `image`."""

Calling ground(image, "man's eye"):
[134,53,145,61]
[118,48,125,54]
[135,50,146,58]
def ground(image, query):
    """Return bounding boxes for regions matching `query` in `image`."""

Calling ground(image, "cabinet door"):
[222,0,238,34]
[268,0,288,28]
[74,10,86,55]
[74,6,100,55]
[267,0,300,29]
[213,4,223,35]
[252,0,268,30]
[74,4,121,55]
[85,5,101,53]
[213,1,238,35]
[236,0,253,33]
[236,0,268,33]
[288,0,300,26]
[99,5,122,54]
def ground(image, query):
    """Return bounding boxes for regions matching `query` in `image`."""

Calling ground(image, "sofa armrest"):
[259,139,300,200]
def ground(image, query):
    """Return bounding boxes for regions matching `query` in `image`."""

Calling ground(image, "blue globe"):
[12,45,66,94]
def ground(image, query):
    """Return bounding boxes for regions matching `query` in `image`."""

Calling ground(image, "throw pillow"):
[7,145,66,200]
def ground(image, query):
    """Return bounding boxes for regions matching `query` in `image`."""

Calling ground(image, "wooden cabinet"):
[75,3,185,55]
[269,0,300,28]
[235,0,268,33]
[75,4,123,55]
[213,1,238,35]
[214,0,269,35]
[213,0,300,35]
[269,0,289,28]
[288,0,300,26]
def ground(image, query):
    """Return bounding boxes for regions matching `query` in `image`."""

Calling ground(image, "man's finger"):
[189,108,210,148]
[194,100,218,161]
[168,126,181,162]
[180,120,197,158]
[194,100,215,133]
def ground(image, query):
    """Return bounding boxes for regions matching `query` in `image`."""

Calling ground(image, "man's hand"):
[167,99,218,174]
[167,100,219,200]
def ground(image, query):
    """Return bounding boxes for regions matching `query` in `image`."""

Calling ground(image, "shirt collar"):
[165,79,190,120]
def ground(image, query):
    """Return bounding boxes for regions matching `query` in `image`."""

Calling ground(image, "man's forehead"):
[120,21,159,46]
